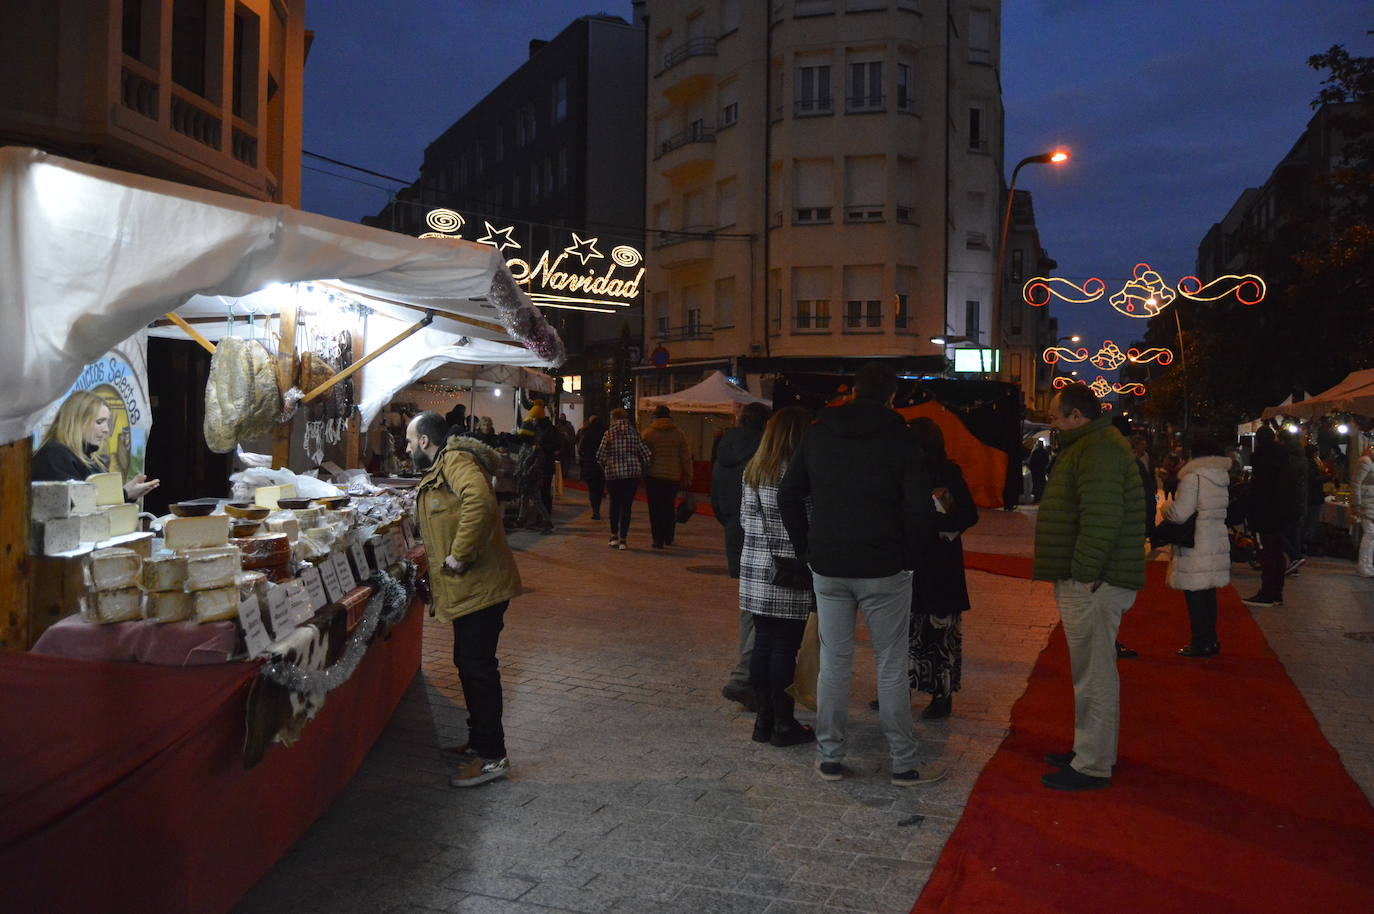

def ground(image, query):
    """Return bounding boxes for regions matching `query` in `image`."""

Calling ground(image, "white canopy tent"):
[639,371,769,416]
[0,146,563,445]
[1272,370,1374,420]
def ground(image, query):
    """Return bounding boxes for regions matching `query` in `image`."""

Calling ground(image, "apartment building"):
[1003,188,1058,412]
[0,0,308,205]
[638,0,1006,395]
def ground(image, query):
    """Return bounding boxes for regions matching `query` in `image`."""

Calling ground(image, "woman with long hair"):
[738,405,816,747]
[596,407,651,550]
[32,390,159,499]
[1165,436,1233,656]
[902,418,977,719]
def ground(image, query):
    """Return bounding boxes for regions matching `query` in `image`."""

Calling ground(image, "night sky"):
[301,1,1371,380]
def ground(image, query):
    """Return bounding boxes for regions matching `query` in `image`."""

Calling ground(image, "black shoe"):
[1115,642,1138,659]
[816,760,845,781]
[591,513,601,520]
[721,683,758,712]
[1042,767,1111,791]
[651,542,664,549]
[1285,558,1304,576]
[770,721,816,747]
[1177,642,1220,658]
[1242,594,1282,607]
[868,698,880,711]
[751,715,773,743]
[1043,750,1075,768]
[921,695,952,719]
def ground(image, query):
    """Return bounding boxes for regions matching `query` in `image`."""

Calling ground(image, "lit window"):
[553,77,568,122]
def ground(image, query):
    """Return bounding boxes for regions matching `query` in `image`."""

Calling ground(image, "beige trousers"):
[1054,580,1138,777]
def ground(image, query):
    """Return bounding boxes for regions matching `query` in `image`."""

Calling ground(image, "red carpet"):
[916,555,1374,914]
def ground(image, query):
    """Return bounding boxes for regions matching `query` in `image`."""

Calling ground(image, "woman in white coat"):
[1164,437,1233,657]
[1354,443,1374,578]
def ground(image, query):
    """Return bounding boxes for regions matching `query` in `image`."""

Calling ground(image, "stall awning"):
[639,371,769,416]
[1271,370,1374,420]
[0,146,564,445]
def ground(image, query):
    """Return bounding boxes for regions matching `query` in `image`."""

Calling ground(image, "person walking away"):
[407,412,521,787]
[712,402,772,709]
[575,415,606,520]
[1027,439,1050,503]
[1244,427,1288,607]
[738,406,817,747]
[641,405,694,549]
[1278,429,1309,574]
[1164,437,1232,657]
[526,400,560,516]
[904,418,978,719]
[1032,383,1145,790]
[513,424,553,533]
[1354,443,1374,578]
[777,362,944,786]
[597,408,651,550]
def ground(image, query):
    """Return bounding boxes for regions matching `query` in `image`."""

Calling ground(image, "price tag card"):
[331,550,356,593]
[375,535,395,569]
[299,564,328,611]
[265,583,293,637]
[350,540,372,577]
[238,593,272,657]
[318,557,342,603]
[285,578,313,625]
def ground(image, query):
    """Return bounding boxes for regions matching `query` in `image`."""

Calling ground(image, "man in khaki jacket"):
[408,411,522,787]
[641,405,694,549]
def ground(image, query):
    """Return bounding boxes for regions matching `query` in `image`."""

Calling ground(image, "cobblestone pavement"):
[234,500,1057,914]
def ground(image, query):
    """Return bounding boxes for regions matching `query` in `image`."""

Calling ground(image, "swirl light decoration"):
[1108,263,1176,318]
[611,245,642,267]
[1042,346,1090,364]
[1127,346,1173,366]
[1177,273,1267,305]
[419,208,465,239]
[1090,340,1128,371]
[1113,382,1147,396]
[1023,276,1106,307]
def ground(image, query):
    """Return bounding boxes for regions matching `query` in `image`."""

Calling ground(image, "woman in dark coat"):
[575,415,606,520]
[905,417,978,719]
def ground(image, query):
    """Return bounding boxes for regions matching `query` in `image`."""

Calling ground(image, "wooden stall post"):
[0,438,32,650]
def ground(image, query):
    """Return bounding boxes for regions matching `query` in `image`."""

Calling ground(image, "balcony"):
[655,123,716,182]
[657,37,717,103]
[654,226,715,268]
[654,122,716,160]
[654,322,715,343]
[846,93,885,114]
[794,96,834,117]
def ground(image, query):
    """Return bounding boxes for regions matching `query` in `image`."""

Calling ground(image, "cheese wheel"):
[86,547,142,592]
[81,587,143,624]
[68,481,98,515]
[142,554,189,592]
[144,589,193,624]
[192,584,240,623]
[184,547,241,592]
[265,515,301,543]
[231,533,291,569]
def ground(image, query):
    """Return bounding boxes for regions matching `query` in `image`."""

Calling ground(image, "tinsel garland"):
[489,267,566,366]
[260,560,416,699]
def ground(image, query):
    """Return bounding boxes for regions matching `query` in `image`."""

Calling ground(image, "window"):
[796,63,832,115]
[653,201,671,232]
[558,147,568,187]
[968,105,986,151]
[896,157,916,222]
[794,267,831,331]
[721,0,741,33]
[652,291,669,337]
[172,0,214,98]
[526,106,537,141]
[1011,353,1023,383]
[231,6,259,121]
[684,189,706,229]
[848,60,883,111]
[684,284,705,337]
[896,63,912,111]
[717,176,738,227]
[122,0,157,63]
[844,266,883,330]
[965,300,981,341]
[474,144,484,176]
[552,77,568,122]
[844,156,884,222]
[966,190,985,219]
[494,129,503,162]
[511,174,521,208]
[719,81,739,127]
[968,8,992,64]
[715,277,735,328]
[793,158,833,224]
[966,231,989,249]
[544,157,554,193]
[894,293,910,330]
[516,109,526,146]
[1011,248,1024,283]
[687,308,703,337]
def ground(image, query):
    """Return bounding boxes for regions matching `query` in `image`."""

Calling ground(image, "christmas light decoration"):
[475,221,520,253]
[419,208,464,239]
[1177,273,1267,305]
[1041,345,1090,364]
[1112,382,1147,396]
[1127,346,1173,365]
[1090,340,1128,371]
[1108,263,1175,318]
[1023,276,1106,307]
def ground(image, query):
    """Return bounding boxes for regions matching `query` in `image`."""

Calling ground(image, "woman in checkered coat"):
[596,408,651,550]
[739,405,817,748]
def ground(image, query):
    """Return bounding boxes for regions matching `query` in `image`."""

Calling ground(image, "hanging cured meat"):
[203,336,282,453]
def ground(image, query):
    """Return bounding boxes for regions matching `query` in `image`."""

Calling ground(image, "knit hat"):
[527,400,547,421]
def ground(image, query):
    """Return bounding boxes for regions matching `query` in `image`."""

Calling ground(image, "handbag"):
[770,555,813,590]
[675,491,697,524]
[1153,513,1196,548]
[785,612,819,711]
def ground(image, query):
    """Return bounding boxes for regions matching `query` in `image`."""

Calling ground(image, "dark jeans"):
[1303,500,1324,550]
[539,472,554,515]
[584,466,605,517]
[452,601,509,759]
[1258,531,1286,600]
[644,477,679,546]
[1183,588,1218,647]
[748,614,808,725]
[606,477,639,539]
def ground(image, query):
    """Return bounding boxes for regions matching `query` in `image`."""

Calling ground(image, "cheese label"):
[299,564,327,611]
[285,579,312,625]
[350,541,372,577]
[330,551,356,593]
[239,593,272,657]
[265,583,293,637]
[318,557,341,602]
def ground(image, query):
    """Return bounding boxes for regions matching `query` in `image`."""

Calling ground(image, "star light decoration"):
[475,221,520,253]
[563,233,602,265]
[1023,263,1267,317]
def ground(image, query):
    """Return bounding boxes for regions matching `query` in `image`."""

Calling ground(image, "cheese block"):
[85,547,142,591]
[237,570,268,604]
[87,472,125,506]
[184,546,241,591]
[102,502,140,536]
[31,481,80,521]
[99,531,154,558]
[143,588,193,623]
[81,586,143,624]
[74,511,111,544]
[192,584,240,623]
[69,481,99,515]
[141,554,189,592]
[164,515,230,551]
[292,507,322,528]
[265,515,300,543]
[32,517,82,555]
[231,533,291,570]
[254,484,297,509]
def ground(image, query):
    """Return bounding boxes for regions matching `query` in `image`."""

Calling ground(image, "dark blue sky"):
[301,1,1370,363]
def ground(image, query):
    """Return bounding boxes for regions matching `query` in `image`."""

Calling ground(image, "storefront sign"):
[239,593,271,657]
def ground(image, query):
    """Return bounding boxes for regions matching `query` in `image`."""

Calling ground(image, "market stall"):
[639,371,770,491]
[0,147,565,913]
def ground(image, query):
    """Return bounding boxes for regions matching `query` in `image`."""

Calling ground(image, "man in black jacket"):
[1244,426,1288,606]
[712,401,771,709]
[778,363,943,786]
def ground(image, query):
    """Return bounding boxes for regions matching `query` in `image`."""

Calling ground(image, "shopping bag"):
[785,612,819,711]
[553,460,564,497]
[675,491,697,524]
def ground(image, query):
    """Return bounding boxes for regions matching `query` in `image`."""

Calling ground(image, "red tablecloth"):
[31,615,240,665]
[0,558,425,914]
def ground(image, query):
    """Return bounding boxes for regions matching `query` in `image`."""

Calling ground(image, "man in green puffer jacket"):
[1033,384,1145,791]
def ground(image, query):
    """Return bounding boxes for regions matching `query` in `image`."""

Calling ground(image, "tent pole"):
[272,288,299,469]
[314,281,508,336]
[164,313,216,354]
[302,312,434,404]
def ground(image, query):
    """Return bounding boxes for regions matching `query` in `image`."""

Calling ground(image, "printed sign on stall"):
[299,564,328,612]
[318,557,342,603]
[330,551,356,593]
[350,540,372,577]
[239,593,272,658]
[265,583,294,639]
[285,578,313,625]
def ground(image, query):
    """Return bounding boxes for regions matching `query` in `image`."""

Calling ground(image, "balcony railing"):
[794,97,834,117]
[659,36,717,73]
[231,126,258,167]
[120,64,159,121]
[846,93,885,113]
[655,227,716,249]
[654,322,715,342]
[655,122,716,159]
[170,90,222,150]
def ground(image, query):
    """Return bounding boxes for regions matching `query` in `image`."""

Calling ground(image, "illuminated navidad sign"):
[421,208,643,314]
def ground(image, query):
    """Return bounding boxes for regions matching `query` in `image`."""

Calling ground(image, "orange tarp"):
[897,401,1007,508]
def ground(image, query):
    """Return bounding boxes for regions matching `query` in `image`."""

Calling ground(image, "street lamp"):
[992,148,1072,380]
